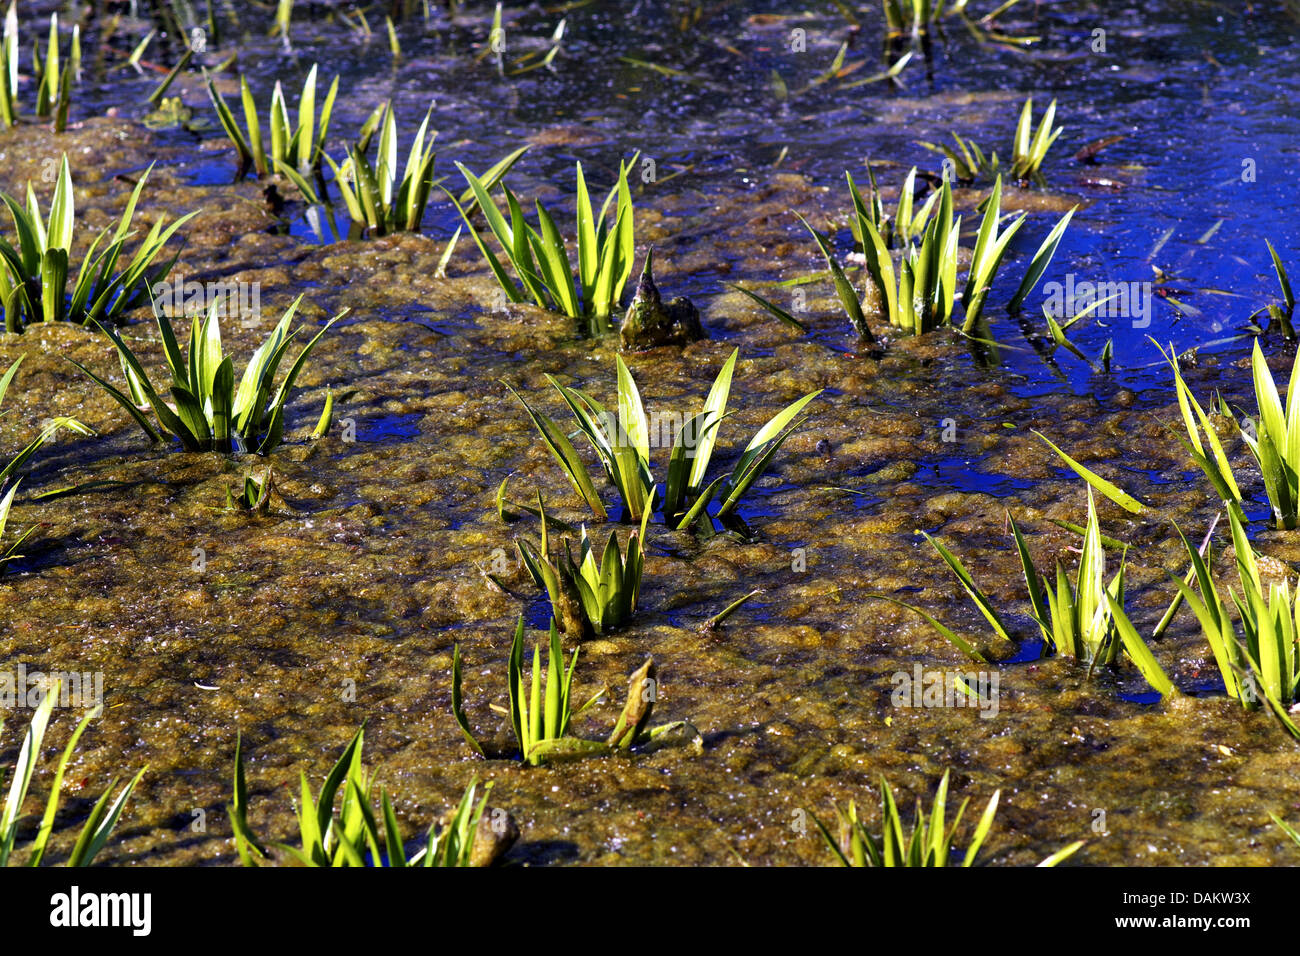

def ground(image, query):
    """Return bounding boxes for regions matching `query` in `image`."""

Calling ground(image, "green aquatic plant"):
[920,97,1062,183]
[508,349,820,528]
[849,165,942,251]
[0,3,16,128]
[227,467,272,513]
[0,156,196,333]
[881,0,1025,38]
[0,3,78,132]
[1,680,145,867]
[517,492,651,638]
[230,727,511,867]
[810,769,1082,867]
[960,175,1028,327]
[938,493,1127,665]
[1165,510,1300,733]
[204,64,339,181]
[813,173,1071,339]
[72,296,342,454]
[1157,339,1300,530]
[321,100,437,236]
[1260,240,1295,338]
[452,617,688,766]
[0,355,93,569]
[826,171,957,336]
[451,157,636,328]
[1153,340,1245,521]
[889,493,1160,675]
[455,617,601,767]
[918,132,994,184]
[1008,97,1063,181]
[1271,812,1300,848]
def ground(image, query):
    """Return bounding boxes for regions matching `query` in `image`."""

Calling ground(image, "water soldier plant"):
[318,100,437,236]
[884,493,1164,679]
[72,296,342,454]
[1160,510,1300,736]
[507,349,820,529]
[230,728,514,867]
[920,96,1063,184]
[1259,240,1295,338]
[452,157,636,331]
[1,680,145,867]
[1159,338,1300,531]
[204,64,339,182]
[0,3,79,132]
[0,156,196,332]
[516,492,651,638]
[879,0,1028,42]
[452,617,689,766]
[850,164,942,251]
[810,769,1083,867]
[0,355,93,569]
[807,172,1073,338]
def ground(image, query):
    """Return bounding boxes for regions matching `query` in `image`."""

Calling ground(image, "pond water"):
[3,0,1300,866]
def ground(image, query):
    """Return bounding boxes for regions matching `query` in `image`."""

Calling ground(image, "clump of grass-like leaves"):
[1156,338,1300,531]
[810,768,1082,867]
[1164,509,1300,736]
[452,617,689,766]
[320,100,437,236]
[0,355,93,569]
[451,157,635,330]
[0,2,80,133]
[806,172,1073,339]
[920,96,1062,183]
[884,493,1168,690]
[516,492,651,638]
[508,349,820,529]
[230,726,513,867]
[1,680,145,867]
[0,155,195,332]
[72,296,342,454]
[204,64,338,183]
